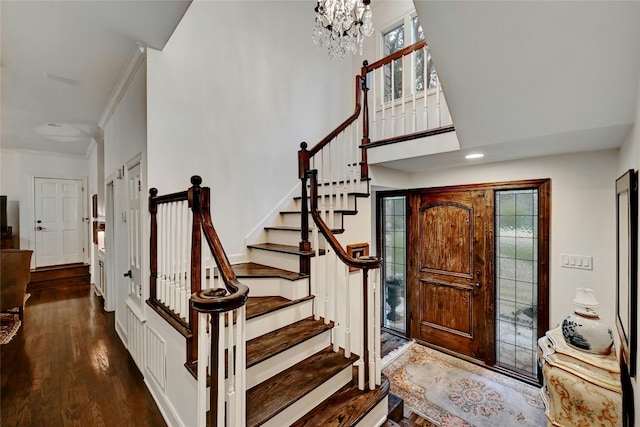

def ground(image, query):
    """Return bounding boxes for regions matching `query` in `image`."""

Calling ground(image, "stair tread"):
[247,243,325,257]
[247,346,358,427]
[291,369,390,427]
[265,225,344,234]
[246,316,333,368]
[31,262,88,272]
[246,295,313,320]
[29,263,90,282]
[215,262,307,281]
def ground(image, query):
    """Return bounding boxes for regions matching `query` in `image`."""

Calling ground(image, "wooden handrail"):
[191,184,249,313]
[363,39,427,73]
[307,169,380,271]
[298,74,369,272]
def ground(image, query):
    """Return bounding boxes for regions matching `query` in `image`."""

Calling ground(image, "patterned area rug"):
[382,342,546,427]
[0,313,21,345]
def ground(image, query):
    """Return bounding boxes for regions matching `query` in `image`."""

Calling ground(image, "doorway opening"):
[377,179,549,382]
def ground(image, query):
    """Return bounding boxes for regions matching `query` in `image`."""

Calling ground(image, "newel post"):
[298,142,311,275]
[360,61,370,180]
[149,188,158,304]
[187,175,203,363]
[362,267,370,387]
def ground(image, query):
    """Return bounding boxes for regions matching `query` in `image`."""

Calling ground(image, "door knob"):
[474,282,482,288]
[36,226,47,231]
[124,270,132,278]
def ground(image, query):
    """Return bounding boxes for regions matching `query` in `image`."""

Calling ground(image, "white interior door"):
[126,162,143,306]
[34,177,84,267]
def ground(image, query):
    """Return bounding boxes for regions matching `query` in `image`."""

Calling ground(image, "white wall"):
[102,58,147,338]
[371,149,619,332]
[147,1,353,258]
[0,149,90,260]
[104,59,147,180]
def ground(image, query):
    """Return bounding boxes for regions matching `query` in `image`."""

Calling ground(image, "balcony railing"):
[362,40,454,148]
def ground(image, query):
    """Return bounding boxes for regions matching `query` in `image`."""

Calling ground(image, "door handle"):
[124,270,132,278]
[36,226,47,231]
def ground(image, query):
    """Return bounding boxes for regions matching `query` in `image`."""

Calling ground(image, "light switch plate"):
[560,254,593,270]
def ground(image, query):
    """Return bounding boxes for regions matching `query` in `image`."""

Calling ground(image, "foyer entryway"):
[379,179,550,382]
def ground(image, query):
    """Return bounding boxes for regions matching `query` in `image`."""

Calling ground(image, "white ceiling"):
[3,1,639,167]
[1,0,191,156]
[375,0,640,172]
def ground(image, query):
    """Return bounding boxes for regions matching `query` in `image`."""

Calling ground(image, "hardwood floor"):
[1,288,430,427]
[1,284,166,426]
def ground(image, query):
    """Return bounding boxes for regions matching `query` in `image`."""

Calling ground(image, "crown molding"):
[0,146,88,159]
[98,42,146,130]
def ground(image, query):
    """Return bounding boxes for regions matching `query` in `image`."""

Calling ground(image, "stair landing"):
[28,263,90,292]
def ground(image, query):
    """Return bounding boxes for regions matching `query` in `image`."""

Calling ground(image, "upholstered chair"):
[1,249,33,320]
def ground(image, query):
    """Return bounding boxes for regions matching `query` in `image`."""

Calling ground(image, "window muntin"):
[382,14,436,102]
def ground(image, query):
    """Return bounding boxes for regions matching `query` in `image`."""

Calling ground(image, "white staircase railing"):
[363,39,453,146]
[150,176,249,427]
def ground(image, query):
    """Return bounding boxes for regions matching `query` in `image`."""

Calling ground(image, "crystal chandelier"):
[313,0,374,59]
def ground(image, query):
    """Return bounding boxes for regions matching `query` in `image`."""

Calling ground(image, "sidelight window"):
[380,195,407,333]
[495,189,539,377]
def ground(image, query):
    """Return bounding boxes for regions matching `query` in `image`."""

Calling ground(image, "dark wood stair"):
[291,368,391,426]
[247,346,359,427]
[247,243,325,257]
[265,225,345,234]
[216,261,308,281]
[28,263,90,292]
[246,316,333,368]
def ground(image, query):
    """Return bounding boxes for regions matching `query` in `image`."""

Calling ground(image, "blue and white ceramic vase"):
[561,288,613,355]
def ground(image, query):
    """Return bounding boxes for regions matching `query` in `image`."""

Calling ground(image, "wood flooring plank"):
[1,284,167,427]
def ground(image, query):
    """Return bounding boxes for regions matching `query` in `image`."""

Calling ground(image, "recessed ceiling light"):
[465,153,484,159]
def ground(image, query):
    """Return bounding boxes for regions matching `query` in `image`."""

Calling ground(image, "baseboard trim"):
[144,377,186,427]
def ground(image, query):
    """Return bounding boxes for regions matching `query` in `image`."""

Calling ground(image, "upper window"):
[382,14,437,102]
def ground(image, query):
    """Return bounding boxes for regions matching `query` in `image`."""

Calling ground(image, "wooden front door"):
[408,188,494,362]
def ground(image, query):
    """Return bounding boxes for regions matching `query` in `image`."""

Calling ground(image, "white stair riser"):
[239,275,309,301]
[246,330,332,389]
[266,229,304,246]
[280,212,344,229]
[249,249,301,273]
[308,180,366,195]
[293,195,357,212]
[261,365,353,427]
[245,298,313,341]
[355,396,389,427]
